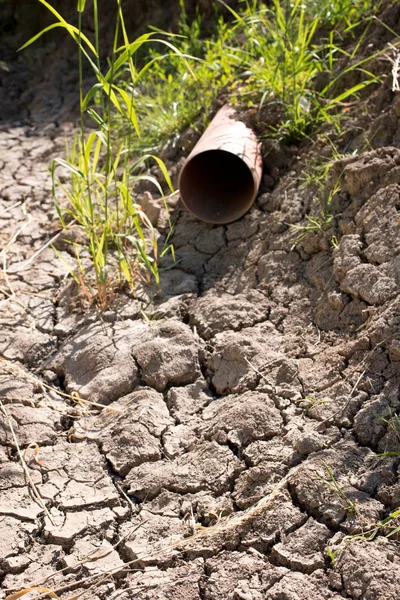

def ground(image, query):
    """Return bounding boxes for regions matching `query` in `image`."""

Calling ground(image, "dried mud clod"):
[2,4,400,600]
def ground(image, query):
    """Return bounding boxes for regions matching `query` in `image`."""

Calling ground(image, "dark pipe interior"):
[179,149,255,224]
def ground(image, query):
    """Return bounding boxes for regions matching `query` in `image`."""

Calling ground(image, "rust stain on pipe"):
[178,105,263,224]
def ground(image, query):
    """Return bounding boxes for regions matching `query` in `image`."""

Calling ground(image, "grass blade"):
[19,0,97,55]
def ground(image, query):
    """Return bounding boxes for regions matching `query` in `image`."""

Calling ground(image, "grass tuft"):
[128,0,382,150]
[22,0,180,309]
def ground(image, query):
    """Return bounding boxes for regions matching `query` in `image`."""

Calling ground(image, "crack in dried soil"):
[2,6,400,599]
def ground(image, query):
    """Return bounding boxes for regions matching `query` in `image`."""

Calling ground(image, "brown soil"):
[1,2,400,599]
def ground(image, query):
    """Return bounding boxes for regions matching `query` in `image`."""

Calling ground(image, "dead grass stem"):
[5,466,302,600]
[0,398,55,525]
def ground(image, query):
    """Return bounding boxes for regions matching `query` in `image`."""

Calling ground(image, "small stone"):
[139,191,161,226]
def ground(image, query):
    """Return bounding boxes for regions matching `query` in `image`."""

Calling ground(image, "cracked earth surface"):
[2,2,400,599]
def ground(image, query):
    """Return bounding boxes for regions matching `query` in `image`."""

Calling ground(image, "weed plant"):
[126,0,379,151]
[21,0,181,308]
[222,0,380,141]
[305,0,374,28]
[289,180,340,244]
[326,507,400,564]
[319,462,359,514]
[120,0,241,153]
[297,395,328,416]
[289,140,344,243]
[378,412,400,456]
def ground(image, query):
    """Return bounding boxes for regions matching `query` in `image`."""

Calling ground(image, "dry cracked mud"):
[2,2,400,599]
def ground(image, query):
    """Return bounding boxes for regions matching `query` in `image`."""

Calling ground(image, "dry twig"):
[0,398,55,525]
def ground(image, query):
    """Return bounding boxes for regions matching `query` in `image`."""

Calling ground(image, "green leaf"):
[19,22,67,51]
[54,158,86,180]
[82,82,105,111]
[19,0,97,55]
[95,232,106,268]
[330,79,377,105]
[119,257,133,285]
[380,509,400,525]
[148,155,174,192]
[387,526,400,538]
[86,108,109,132]
[104,33,153,81]
[112,85,140,136]
[51,245,80,285]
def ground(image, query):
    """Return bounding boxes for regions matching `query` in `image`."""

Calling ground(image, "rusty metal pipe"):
[178,105,263,224]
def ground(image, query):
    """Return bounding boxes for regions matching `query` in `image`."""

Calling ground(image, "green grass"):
[296,395,329,416]
[126,0,380,151]
[326,506,400,565]
[20,0,388,306]
[377,412,400,457]
[326,507,400,555]
[289,176,342,244]
[289,140,344,244]
[319,461,359,514]
[306,0,375,28]
[222,0,380,141]
[117,0,240,153]
[21,0,180,308]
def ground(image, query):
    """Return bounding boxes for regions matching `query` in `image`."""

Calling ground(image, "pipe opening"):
[179,149,256,224]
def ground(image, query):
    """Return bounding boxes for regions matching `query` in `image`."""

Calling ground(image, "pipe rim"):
[178,148,258,225]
